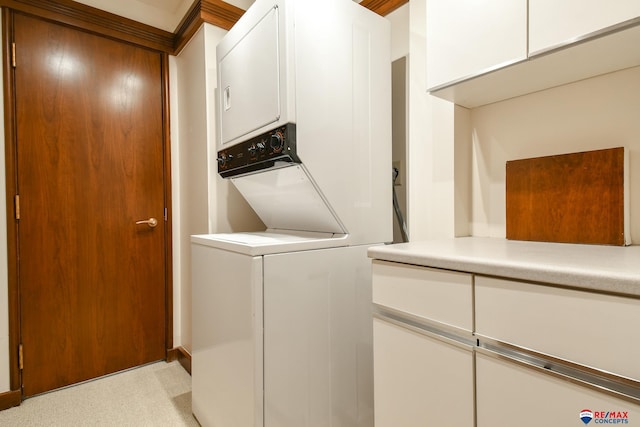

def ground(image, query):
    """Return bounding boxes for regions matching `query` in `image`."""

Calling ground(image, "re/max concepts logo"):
[580,409,630,424]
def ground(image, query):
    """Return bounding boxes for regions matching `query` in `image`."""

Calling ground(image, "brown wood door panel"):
[14,13,166,396]
[506,147,626,246]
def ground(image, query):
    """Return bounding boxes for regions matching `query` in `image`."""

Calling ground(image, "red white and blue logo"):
[579,409,629,424]
[580,409,594,425]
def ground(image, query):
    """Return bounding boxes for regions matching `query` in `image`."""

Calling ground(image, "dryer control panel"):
[217,123,299,178]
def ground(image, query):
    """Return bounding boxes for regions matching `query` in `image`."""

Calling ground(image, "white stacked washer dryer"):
[191,0,391,426]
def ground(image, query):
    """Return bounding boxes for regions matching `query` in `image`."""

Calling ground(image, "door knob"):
[136,217,158,228]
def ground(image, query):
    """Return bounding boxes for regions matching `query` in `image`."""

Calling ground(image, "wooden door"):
[13,13,167,396]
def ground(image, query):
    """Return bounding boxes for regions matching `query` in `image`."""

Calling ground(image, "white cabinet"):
[426,0,527,90]
[371,260,474,427]
[373,318,474,427]
[476,351,640,427]
[529,0,640,54]
[427,0,640,107]
[370,255,640,426]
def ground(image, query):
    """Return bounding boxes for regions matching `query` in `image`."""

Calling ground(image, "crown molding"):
[360,0,409,16]
[0,0,174,52]
[173,0,243,54]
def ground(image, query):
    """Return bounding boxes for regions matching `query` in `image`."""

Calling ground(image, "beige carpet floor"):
[0,361,199,426]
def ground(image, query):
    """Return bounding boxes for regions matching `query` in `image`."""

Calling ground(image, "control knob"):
[257,141,266,153]
[270,132,284,152]
[217,153,233,167]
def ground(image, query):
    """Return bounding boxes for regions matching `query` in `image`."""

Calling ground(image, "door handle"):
[135,217,158,228]
[224,86,231,111]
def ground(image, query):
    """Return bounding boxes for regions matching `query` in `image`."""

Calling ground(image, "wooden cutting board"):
[506,147,628,246]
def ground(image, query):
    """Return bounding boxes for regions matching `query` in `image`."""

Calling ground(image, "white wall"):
[391,57,408,243]
[469,66,640,242]
[387,4,409,62]
[171,23,263,354]
[388,1,462,242]
[388,6,409,243]
[172,27,211,354]
[401,0,461,242]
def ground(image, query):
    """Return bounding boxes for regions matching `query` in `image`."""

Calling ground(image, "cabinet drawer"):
[372,260,473,332]
[476,351,640,427]
[475,276,640,380]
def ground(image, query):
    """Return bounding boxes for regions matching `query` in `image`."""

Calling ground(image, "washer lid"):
[191,231,348,256]
[230,164,347,235]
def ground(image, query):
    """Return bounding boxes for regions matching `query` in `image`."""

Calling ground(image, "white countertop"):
[368,237,640,297]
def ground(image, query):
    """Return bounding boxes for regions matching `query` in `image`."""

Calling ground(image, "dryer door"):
[218,5,281,146]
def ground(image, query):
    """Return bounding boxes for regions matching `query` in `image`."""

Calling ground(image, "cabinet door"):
[373,318,474,427]
[476,351,640,427]
[529,0,640,54]
[426,0,527,90]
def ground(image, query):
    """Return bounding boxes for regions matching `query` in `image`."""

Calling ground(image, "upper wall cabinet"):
[529,0,640,54]
[427,0,640,108]
[426,0,527,90]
